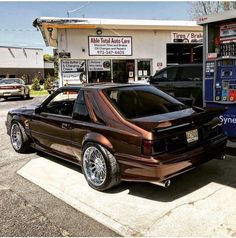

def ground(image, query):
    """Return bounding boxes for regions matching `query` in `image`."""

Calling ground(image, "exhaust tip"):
[150,179,171,188]
[164,180,171,188]
[216,155,226,160]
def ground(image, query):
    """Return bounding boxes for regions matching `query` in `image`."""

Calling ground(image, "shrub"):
[43,74,55,90]
[31,76,41,91]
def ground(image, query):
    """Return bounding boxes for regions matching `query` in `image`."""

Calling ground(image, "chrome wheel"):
[11,123,22,151]
[83,146,107,186]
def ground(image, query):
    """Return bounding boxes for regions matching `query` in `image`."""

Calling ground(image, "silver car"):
[0,78,30,100]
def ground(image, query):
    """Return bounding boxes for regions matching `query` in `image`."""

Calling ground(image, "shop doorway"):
[113,60,135,83]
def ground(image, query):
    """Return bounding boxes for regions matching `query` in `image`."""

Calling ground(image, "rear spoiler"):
[152,107,226,135]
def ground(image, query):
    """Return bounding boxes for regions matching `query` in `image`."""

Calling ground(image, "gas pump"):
[198,10,236,139]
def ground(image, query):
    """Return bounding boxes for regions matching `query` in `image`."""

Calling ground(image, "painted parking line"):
[18,157,236,236]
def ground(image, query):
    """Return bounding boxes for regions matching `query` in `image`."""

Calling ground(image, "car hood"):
[9,103,40,115]
[130,108,225,132]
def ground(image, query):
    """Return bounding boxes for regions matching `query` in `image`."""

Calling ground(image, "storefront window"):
[88,59,111,83]
[137,60,151,80]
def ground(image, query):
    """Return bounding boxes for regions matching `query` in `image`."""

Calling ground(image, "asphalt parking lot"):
[1,97,236,236]
[0,97,117,237]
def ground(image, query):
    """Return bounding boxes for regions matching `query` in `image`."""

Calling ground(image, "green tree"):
[190,1,236,20]
[43,54,54,62]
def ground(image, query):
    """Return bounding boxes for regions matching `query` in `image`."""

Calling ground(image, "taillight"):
[15,85,22,89]
[142,139,166,156]
[142,140,154,155]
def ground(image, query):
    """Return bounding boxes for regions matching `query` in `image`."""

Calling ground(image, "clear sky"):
[0,1,192,54]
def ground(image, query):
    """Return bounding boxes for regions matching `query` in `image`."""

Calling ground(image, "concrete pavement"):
[18,147,236,236]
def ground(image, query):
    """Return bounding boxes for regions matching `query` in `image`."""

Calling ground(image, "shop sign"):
[61,59,86,83]
[59,52,71,58]
[220,23,236,41]
[207,53,218,60]
[171,32,203,43]
[88,60,111,71]
[88,36,132,56]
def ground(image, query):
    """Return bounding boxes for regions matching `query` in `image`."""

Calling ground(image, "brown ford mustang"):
[6,84,227,191]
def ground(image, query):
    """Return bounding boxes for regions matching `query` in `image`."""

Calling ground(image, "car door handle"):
[62,123,71,130]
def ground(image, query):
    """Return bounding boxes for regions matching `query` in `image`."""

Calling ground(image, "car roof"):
[165,64,202,67]
[60,83,149,91]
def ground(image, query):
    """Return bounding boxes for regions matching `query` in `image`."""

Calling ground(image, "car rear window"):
[103,85,188,119]
[0,79,22,84]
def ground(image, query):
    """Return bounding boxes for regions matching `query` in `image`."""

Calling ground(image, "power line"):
[67,2,90,17]
[0,28,38,32]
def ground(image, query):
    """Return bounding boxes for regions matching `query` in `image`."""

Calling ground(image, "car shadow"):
[0,97,34,102]
[35,144,236,203]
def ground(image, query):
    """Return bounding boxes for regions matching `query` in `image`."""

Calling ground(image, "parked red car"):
[6,84,227,191]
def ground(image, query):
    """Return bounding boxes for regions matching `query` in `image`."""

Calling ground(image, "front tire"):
[82,142,120,191]
[10,122,30,153]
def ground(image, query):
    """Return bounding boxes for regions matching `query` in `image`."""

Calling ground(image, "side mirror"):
[35,105,44,114]
[148,76,153,83]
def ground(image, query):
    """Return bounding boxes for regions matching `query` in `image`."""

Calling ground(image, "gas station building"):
[33,17,202,85]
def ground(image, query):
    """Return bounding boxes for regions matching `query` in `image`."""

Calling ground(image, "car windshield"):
[0,79,22,84]
[103,85,188,119]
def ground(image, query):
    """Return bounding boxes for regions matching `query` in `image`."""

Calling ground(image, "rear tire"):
[82,142,120,191]
[10,122,30,153]
[26,92,30,99]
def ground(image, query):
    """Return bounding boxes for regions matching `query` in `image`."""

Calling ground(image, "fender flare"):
[12,115,22,123]
[82,132,114,152]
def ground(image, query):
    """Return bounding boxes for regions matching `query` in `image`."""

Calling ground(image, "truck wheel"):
[10,122,30,153]
[82,142,120,191]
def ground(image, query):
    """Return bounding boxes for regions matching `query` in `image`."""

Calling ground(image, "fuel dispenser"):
[198,10,236,139]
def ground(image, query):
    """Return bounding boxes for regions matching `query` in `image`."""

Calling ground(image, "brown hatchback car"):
[6,84,227,191]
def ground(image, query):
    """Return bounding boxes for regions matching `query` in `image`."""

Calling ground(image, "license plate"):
[3,93,11,96]
[186,129,198,143]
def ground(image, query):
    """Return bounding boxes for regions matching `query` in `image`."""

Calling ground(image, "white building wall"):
[0,47,44,69]
[58,28,171,73]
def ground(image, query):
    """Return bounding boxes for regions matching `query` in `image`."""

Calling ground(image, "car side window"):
[153,67,178,82]
[73,90,90,122]
[19,79,25,85]
[43,90,79,117]
[179,66,202,81]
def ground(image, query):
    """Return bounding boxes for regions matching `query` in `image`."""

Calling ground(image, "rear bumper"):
[116,135,227,182]
[0,90,24,98]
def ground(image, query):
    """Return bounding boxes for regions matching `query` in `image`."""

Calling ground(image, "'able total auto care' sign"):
[88,36,132,56]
